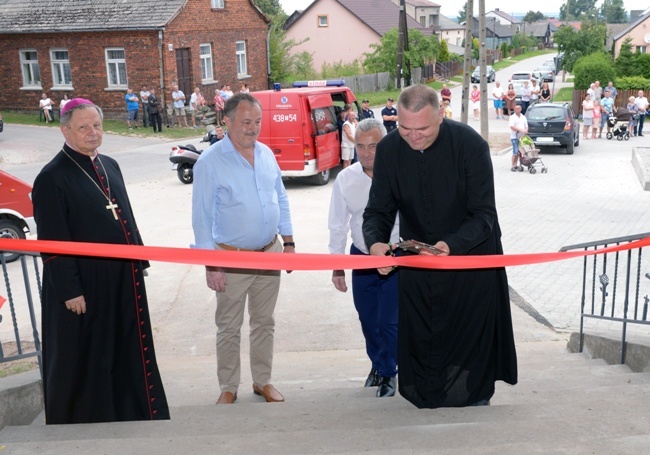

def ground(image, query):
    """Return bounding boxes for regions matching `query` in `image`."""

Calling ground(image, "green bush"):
[635,54,650,80]
[614,76,650,91]
[500,42,510,58]
[572,52,616,90]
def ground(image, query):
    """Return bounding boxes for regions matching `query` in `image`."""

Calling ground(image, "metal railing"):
[0,252,43,379]
[560,232,650,364]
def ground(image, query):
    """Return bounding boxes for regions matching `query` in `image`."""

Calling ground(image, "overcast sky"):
[279,0,649,20]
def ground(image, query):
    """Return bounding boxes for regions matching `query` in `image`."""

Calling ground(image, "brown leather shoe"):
[253,384,284,402]
[216,391,237,404]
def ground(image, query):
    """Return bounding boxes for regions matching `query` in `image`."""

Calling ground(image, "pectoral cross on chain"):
[106,201,119,220]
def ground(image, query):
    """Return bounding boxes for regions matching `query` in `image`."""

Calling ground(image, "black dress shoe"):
[376,376,396,397]
[364,369,379,387]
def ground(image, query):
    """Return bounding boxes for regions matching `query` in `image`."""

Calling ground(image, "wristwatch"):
[283,242,295,247]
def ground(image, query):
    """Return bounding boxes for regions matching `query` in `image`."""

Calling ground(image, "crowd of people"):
[582,81,648,138]
[34,82,249,133]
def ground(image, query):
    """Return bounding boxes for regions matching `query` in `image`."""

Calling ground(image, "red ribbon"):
[1,237,649,271]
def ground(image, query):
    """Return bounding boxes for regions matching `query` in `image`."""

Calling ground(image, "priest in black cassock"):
[32,98,170,424]
[363,85,517,408]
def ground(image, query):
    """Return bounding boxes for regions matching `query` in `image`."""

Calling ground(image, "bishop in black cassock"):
[32,99,169,424]
[363,85,517,409]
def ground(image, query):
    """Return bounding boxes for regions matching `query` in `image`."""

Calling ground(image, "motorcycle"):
[169,127,220,184]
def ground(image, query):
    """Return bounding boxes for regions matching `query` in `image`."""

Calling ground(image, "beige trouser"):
[215,240,282,393]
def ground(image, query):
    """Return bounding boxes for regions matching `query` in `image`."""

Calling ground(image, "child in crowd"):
[443,99,452,119]
[592,99,601,138]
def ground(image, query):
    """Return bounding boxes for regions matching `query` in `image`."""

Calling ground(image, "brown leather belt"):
[217,236,277,252]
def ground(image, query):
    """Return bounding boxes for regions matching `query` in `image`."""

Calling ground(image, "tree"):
[293,52,316,79]
[457,2,468,23]
[255,0,284,17]
[471,37,479,60]
[559,0,597,21]
[363,28,437,77]
[438,39,451,62]
[572,52,616,89]
[522,11,546,22]
[553,19,606,72]
[267,18,308,82]
[600,0,627,24]
[616,38,637,78]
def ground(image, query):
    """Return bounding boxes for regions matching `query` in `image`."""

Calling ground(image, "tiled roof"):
[613,12,650,41]
[438,14,463,31]
[0,0,187,33]
[524,22,551,37]
[406,0,440,7]
[488,9,521,24]
[337,0,432,36]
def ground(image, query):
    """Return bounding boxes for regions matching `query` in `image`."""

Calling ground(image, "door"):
[307,95,339,172]
[175,48,191,105]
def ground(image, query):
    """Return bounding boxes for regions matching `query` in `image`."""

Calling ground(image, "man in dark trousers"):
[32,98,169,424]
[328,118,398,397]
[148,88,163,133]
[363,84,517,408]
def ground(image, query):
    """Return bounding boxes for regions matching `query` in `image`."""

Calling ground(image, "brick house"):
[0,0,270,119]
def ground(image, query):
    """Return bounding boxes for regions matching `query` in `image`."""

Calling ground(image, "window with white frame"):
[106,48,127,87]
[318,15,328,27]
[236,40,247,76]
[419,16,426,26]
[20,50,41,87]
[51,49,72,87]
[636,46,647,54]
[211,0,224,8]
[200,44,214,81]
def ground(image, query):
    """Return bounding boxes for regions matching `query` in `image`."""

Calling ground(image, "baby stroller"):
[516,135,547,174]
[606,108,631,141]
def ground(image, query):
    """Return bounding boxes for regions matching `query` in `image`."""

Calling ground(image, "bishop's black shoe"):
[364,369,379,387]
[376,376,396,397]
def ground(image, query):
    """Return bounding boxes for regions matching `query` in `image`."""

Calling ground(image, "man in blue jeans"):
[328,118,399,397]
[509,104,528,171]
[124,88,139,130]
[601,89,615,136]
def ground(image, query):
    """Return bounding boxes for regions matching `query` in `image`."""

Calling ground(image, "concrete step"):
[2,308,650,454]
[2,383,650,455]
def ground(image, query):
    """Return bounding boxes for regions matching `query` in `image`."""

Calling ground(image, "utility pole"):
[478,0,488,139]
[397,0,410,89]
[461,0,474,124]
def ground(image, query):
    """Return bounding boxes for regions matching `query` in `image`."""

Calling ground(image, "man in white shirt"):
[492,81,504,119]
[140,85,151,128]
[171,85,189,128]
[328,118,399,398]
[509,104,528,172]
[530,80,540,106]
[634,90,648,137]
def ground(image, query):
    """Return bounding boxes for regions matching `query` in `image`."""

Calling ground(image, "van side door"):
[307,94,340,173]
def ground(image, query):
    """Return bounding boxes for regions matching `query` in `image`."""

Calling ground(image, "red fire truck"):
[252,80,361,185]
[0,170,35,262]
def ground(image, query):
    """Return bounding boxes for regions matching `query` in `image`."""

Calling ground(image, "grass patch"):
[2,112,206,140]
[553,87,573,102]
[492,49,556,71]
[0,361,39,378]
